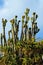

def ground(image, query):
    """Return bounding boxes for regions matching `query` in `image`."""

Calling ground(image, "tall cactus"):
[31,12,40,41]
[20,8,30,41]
[10,19,15,53]
[16,20,20,41]
[24,8,30,41]
[14,16,20,43]
[2,18,7,46]
[20,15,25,41]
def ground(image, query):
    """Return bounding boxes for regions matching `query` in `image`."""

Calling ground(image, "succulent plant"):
[2,18,7,46]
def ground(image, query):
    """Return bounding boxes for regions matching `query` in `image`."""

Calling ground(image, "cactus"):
[14,16,20,43]
[20,15,25,41]
[20,8,30,41]
[2,18,7,46]
[0,8,41,65]
[24,8,30,41]
[10,19,15,53]
[31,12,40,42]
[16,20,20,41]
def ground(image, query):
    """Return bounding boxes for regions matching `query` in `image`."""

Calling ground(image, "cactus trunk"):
[3,26,6,46]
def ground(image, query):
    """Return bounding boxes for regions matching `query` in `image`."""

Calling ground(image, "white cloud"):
[0,0,9,17]
[0,8,9,17]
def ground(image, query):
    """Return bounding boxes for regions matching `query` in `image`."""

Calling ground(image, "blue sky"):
[0,0,43,41]
[0,0,4,8]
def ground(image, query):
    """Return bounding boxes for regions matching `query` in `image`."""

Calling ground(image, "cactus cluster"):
[0,8,40,48]
[1,8,43,65]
